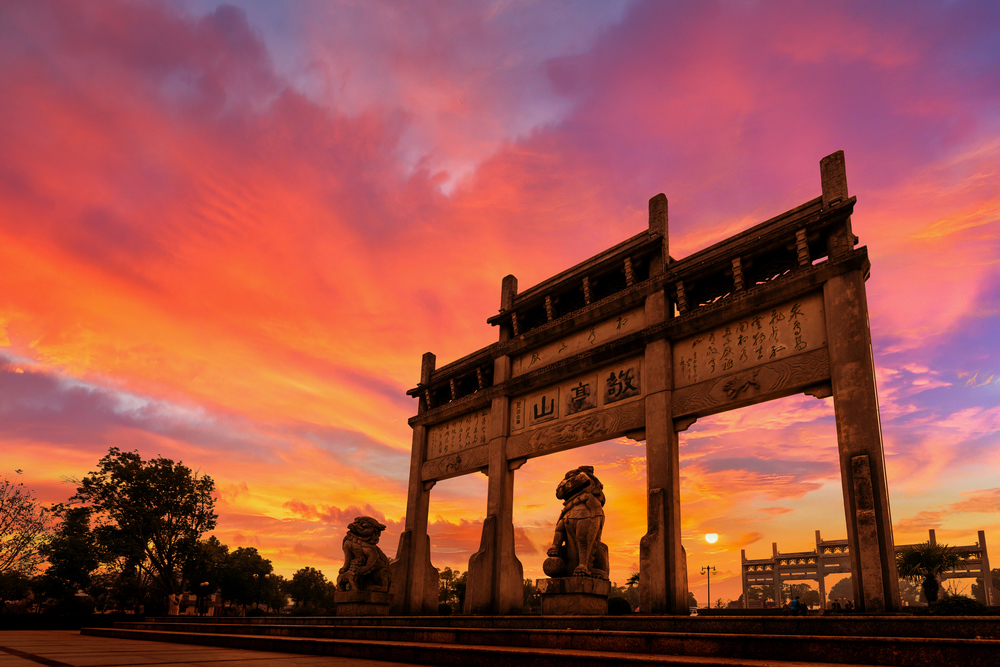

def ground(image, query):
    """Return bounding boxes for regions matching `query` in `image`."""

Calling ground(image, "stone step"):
[138,614,1000,639]
[81,627,877,667]
[84,622,1000,667]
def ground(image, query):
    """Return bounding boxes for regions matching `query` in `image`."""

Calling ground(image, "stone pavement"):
[0,632,428,667]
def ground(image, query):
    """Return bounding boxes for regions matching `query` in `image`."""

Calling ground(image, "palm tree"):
[895,542,964,603]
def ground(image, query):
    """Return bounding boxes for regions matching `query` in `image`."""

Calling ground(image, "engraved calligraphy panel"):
[426,409,491,460]
[672,293,826,389]
[511,358,642,433]
[512,306,645,377]
[507,400,645,460]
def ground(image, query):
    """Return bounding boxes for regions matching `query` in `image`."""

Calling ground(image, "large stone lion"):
[543,466,609,579]
[336,516,391,592]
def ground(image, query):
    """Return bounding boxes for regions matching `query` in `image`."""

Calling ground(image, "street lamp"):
[701,565,717,609]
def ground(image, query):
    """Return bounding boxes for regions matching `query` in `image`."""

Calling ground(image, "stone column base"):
[333,590,393,616]
[538,577,610,615]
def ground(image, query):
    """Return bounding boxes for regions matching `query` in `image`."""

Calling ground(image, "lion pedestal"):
[334,516,394,616]
[333,589,393,616]
[537,577,611,615]
[539,466,611,615]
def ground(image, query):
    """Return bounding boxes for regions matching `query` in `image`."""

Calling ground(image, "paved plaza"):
[0,632,425,667]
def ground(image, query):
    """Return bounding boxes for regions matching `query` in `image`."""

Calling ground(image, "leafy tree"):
[0,570,32,611]
[35,506,99,604]
[687,591,697,608]
[896,541,964,603]
[68,448,217,597]
[182,536,229,614]
[261,573,287,613]
[626,571,640,587]
[783,582,821,607]
[828,576,853,604]
[286,566,329,610]
[438,567,469,612]
[898,577,924,605]
[218,546,272,612]
[0,473,50,575]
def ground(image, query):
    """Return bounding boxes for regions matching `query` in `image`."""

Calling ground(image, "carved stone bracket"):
[421,444,490,481]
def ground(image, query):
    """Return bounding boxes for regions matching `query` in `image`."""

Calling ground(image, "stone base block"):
[537,577,610,615]
[333,590,393,616]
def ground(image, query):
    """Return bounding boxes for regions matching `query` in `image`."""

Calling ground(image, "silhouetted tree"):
[286,566,329,610]
[68,448,216,599]
[219,546,272,613]
[0,473,50,575]
[35,506,99,605]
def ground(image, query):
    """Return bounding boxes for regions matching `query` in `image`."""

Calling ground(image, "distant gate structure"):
[390,151,901,614]
[741,529,995,608]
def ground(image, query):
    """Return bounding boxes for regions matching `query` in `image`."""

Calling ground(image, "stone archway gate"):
[389,151,901,614]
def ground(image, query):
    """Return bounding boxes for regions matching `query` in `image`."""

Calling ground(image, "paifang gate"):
[388,151,901,615]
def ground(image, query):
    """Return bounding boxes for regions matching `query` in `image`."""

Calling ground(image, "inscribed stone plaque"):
[672,293,826,389]
[426,409,491,459]
[511,358,643,433]
[512,306,645,377]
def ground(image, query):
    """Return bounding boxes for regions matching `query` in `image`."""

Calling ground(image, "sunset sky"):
[2,0,999,606]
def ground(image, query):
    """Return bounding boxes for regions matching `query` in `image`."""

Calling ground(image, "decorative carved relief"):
[421,443,489,481]
[672,348,830,418]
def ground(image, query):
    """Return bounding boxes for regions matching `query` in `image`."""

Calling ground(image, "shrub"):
[929,595,987,616]
[608,596,632,615]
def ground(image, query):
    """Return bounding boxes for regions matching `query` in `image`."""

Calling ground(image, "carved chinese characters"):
[426,409,490,459]
[512,307,645,377]
[672,293,826,388]
[511,359,642,433]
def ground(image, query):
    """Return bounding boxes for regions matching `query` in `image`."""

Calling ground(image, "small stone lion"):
[336,516,391,592]
[543,466,609,579]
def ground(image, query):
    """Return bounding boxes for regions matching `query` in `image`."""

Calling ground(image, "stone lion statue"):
[543,466,609,579]
[336,516,391,592]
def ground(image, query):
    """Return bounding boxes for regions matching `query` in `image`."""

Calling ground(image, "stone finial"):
[543,466,609,580]
[420,352,436,385]
[820,150,848,209]
[500,274,518,311]
[336,516,392,593]
[649,193,669,274]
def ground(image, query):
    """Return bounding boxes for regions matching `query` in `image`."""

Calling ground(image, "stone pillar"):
[772,543,782,604]
[639,287,687,613]
[740,550,749,609]
[979,531,995,606]
[389,353,439,615]
[465,355,523,614]
[824,269,900,612]
[815,530,827,609]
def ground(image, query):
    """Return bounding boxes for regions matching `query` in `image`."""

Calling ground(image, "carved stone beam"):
[732,257,745,292]
[476,367,485,390]
[582,276,592,305]
[449,378,458,401]
[544,295,555,322]
[511,311,520,337]
[624,257,635,287]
